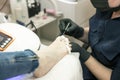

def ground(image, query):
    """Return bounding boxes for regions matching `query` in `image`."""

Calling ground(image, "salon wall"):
[39,0,57,10]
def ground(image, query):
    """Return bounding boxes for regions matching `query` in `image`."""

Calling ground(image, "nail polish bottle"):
[42,8,47,19]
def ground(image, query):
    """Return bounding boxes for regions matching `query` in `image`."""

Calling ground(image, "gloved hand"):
[71,42,90,63]
[59,18,84,39]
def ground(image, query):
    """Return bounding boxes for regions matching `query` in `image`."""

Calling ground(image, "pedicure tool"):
[62,22,70,35]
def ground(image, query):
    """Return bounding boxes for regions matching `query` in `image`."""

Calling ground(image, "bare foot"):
[48,35,71,55]
[34,36,71,78]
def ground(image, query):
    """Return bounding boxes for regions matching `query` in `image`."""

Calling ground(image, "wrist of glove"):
[79,47,90,63]
[71,42,90,63]
[68,26,84,39]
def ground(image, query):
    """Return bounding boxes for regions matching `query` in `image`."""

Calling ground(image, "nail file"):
[62,23,70,35]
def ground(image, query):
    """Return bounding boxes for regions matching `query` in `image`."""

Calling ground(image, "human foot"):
[34,36,71,77]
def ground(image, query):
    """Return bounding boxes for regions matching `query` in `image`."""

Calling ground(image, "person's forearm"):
[78,27,89,43]
[85,56,112,80]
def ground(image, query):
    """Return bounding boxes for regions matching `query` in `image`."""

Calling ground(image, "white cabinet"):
[27,12,61,45]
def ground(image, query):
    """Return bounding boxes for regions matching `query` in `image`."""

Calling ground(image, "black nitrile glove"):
[59,18,84,39]
[71,42,90,63]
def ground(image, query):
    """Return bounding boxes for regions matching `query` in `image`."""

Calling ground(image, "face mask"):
[90,0,120,12]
